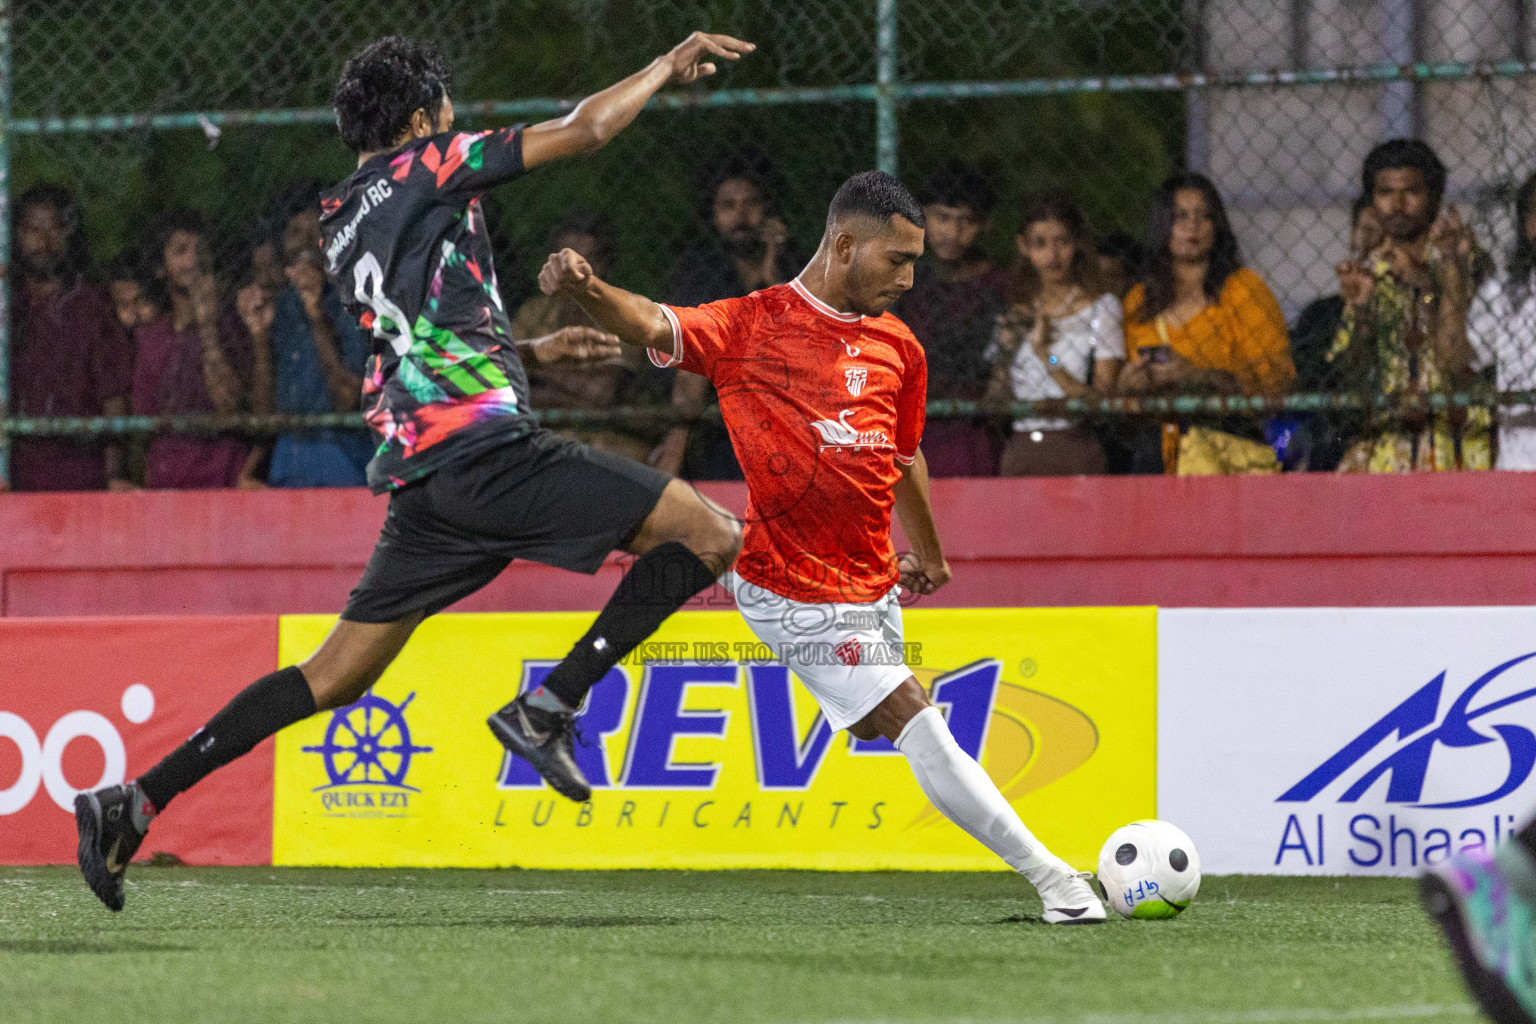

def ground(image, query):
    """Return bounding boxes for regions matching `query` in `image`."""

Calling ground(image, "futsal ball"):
[1097,819,1201,919]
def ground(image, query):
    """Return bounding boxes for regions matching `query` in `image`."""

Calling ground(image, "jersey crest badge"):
[834,638,863,667]
[844,366,868,397]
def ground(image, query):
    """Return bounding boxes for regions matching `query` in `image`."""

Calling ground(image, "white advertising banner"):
[1158,607,1536,876]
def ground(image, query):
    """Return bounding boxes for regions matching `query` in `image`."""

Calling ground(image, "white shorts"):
[727,573,913,732]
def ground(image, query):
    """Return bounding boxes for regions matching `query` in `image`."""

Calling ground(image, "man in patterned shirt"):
[76,32,753,911]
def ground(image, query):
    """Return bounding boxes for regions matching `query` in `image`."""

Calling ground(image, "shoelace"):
[1044,871,1097,902]
[547,711,591,750]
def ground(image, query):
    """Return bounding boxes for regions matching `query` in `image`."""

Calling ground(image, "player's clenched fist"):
[539,248,595,298]
[899,552,953,596]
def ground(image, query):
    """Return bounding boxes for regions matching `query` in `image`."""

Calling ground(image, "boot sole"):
[487,715,591,803]
[1040,912,1106,925]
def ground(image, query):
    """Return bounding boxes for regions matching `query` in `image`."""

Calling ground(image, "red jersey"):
[649,278,927,604]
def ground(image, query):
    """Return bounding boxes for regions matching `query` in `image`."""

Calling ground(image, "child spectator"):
[1291,196,1385,392]
[104,246,171,489]
[1094,231,1146,301]
[1279,196,1385,471]
[106,245,168,334]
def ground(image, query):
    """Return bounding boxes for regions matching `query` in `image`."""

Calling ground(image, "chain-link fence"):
[4,0,1536,482]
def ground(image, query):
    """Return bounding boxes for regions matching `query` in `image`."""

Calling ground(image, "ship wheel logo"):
[303,692,433,791]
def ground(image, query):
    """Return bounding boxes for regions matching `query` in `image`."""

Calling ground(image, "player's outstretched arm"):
[522,32,755,169]
[893,449,953,596]
[539,248,674,354]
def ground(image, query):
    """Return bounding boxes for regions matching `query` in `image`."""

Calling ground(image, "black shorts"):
[342,429,670,623]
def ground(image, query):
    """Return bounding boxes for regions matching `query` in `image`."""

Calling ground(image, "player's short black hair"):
[828,171,925,231]
[918,161,996,217]
[1362,138,1447,211]
[14,183,89,271]
[333,36,451,154]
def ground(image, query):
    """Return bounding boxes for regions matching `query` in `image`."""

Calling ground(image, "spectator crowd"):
[10,134,1536,492]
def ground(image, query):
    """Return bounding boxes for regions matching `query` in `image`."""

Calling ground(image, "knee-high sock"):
[895,705,1068,888]
[137,666,317,812]
[538,542,719,709]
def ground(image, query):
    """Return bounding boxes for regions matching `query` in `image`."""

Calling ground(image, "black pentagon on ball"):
[1115,843,1138,866]
[1169,848,1189,872]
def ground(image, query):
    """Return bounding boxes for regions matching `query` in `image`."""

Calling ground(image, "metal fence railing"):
[5,1,1536,480]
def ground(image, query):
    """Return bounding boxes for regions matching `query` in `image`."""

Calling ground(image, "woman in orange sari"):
[1118,174,1295,472]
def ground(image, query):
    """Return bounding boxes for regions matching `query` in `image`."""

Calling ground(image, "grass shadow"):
[0,939,198,955]
[328,914,717,930]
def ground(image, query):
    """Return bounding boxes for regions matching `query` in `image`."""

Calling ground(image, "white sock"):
[895,705,1070,889]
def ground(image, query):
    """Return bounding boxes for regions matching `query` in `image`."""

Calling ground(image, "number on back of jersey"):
[353,251,411,356]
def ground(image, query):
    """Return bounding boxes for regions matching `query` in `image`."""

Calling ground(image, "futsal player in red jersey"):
[538,171,1104,924]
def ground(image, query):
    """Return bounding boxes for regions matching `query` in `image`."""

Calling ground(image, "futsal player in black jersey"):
[76,32,754,911]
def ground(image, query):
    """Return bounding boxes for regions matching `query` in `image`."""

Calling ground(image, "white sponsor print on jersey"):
[844,366,868,397]
[810,409,891,452]
[842,339,860,357]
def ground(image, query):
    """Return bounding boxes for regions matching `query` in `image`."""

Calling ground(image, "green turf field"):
[0,867,1477,1024]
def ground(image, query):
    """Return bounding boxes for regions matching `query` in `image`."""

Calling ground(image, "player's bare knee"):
[301,663,371,711]
[299,639,394,710]
[671,485,741,565]
[680,519,739,578]
[693,514,742,571]
[651,487,739,572]
[869,679,934,742]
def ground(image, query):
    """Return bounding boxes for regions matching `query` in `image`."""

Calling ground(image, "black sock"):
[137,666,317,812]
[540,541,719,708]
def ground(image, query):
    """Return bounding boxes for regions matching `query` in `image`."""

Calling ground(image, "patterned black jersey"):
[320,126,535,493]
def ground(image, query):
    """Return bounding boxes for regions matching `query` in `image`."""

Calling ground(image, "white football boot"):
[1038,869,1107,925]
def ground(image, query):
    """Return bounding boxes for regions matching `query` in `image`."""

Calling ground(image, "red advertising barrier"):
[0,617,278,866]
[0,472,1535,615]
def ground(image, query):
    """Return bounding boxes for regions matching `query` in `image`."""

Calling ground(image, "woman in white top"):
[1469,170,1536,470]
[986,191,1125,476]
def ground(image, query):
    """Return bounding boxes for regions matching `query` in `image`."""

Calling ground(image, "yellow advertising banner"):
[272,608,1156,870]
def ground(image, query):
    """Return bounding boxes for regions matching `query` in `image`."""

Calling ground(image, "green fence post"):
[0,0,12,489]
[876,0,898,176]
